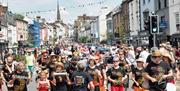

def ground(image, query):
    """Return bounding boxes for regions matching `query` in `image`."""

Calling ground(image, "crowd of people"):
[0,42,179,91]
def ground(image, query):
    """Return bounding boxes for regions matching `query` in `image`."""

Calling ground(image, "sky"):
[3,0,122,24]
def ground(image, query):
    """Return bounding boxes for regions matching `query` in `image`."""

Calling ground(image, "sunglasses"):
[113,61,119,63]
[152,56,161,59]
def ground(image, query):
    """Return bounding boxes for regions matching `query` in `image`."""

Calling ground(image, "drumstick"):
[131,78,142,89]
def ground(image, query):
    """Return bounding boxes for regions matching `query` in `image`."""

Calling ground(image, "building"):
[139,0,155,46]
[97,7,111,42]
[128,0,140,45]
[121,0,130,43]
[112,6,121,43]
[106,11,113,44]
[28,20,41,48]
[74,14,97,42]
[16,16,28,47]
[169,0,180,46]
[154,0,169,43]
[7,11,17,48]
[90,18,98,43]
[0,3,8,50]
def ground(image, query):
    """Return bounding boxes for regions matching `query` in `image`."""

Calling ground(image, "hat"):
[152,50,161,57]
[160,43,166,47]
[162,52,172,61]
[50,52,55,56]
[56,62,64,69]
[136,58,144,63]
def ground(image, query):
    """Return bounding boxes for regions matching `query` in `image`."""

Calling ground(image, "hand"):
[135,82,139,86]
[111,80,116,84]
[151,78,157,83]
[162,75,167,79]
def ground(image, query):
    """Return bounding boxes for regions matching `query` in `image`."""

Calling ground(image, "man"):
[70,62,94,91]
[3,55,15,91]
[25,49,35,78]
[54,44,61,55]
[143,50,173,91]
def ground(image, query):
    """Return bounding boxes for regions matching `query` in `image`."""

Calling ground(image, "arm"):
[131,73,139,86]
[46,79,51,89]
[36,80,40,90]
[163,69,173,79]
[107,76,116,83]
[142,72,157,82]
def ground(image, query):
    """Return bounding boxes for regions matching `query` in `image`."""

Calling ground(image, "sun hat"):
[152,50,161,57]
[136,58,144,63]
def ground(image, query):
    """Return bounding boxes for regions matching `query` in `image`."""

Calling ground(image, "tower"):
[57,0,61,22]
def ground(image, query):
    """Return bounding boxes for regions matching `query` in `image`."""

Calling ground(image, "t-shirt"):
[86,66,99,86]
[144,61,171,89]
[55,75,68,91]
[132,67,144,87]
[13,71,28,91]
[25,55,35,66]
[107,66,125,86]
[71,71,93,91]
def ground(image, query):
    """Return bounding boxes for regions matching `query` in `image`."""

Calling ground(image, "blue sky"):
[6,0,122,24]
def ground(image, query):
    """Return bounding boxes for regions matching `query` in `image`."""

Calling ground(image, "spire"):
[57,0,61,22]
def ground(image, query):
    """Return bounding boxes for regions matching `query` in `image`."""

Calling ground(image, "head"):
[50,55,57,63]
[6,55,14,64]
[16,62,25,72]
[136,58,144,67]
[113,56,120,67]
[77,62,86,71]
[162,52,172,63]
[118,50,125,60]
[39,71,48,79]
[94,56,99,64]
[88,56,96,66]
[56,63,64,72]
[151,50,162,64]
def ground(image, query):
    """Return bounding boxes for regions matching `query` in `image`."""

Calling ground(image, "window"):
[20,35,23,38]
[164,0,167,8]
[161,16,165,22]
[143,0,145,5]
[175,13,180,31]
[158,0,161,10]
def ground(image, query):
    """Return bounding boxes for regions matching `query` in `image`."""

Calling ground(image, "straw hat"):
[162,52,172,61]
[56,62,64,69]
[152,50,161,57]
[160,43,166,47]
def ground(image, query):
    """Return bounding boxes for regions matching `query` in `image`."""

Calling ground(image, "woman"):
[53,63,70,91]
[86,56,102,91]
[107,56,127,91]
[47,53,58,91]
[132,58,145,91]
[162,52,176,91]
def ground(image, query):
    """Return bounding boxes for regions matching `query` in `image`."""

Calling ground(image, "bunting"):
[23,0,108,15]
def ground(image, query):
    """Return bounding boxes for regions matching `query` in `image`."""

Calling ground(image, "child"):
[37,71,50,91]
[132,58,145,91]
